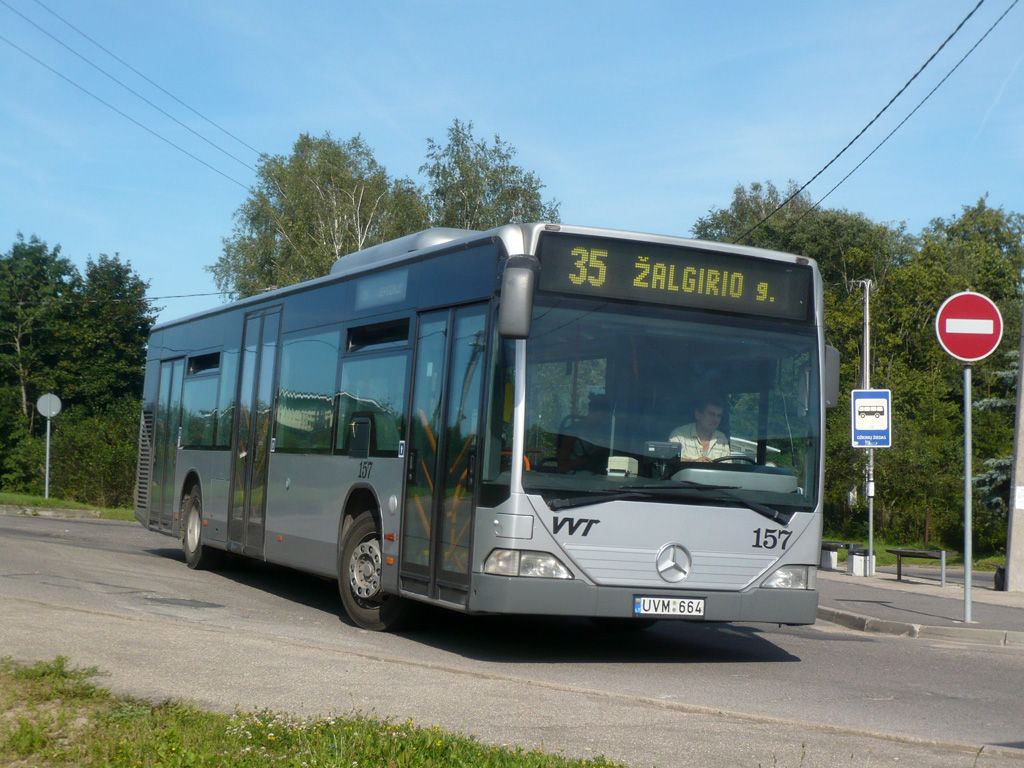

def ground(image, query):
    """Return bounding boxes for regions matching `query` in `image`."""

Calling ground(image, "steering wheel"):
[713,455,756,464]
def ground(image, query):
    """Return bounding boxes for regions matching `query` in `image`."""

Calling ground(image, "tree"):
[0,234,77,420]
[53,254,155,413]
[0,235,155,503]
[693,183,917,521]
[211,133,429,298]
[421,119,560,230]
[692,185,1024,553]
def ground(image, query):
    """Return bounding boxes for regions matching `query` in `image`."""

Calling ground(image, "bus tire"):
[182,486,223,570]
[338,510,414,631]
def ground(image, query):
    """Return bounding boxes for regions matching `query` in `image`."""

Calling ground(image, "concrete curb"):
[817,606,1024,647]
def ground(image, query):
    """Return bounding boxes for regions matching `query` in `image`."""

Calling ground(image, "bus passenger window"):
[336,353,408,458]
[214,349,238,448]
[180,352,221,448]
[275,329,341,454]
[181,374,218,448]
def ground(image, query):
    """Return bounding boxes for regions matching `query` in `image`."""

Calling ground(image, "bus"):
[134,223,839,631]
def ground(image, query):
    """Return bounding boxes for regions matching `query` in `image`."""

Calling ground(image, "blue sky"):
[1,1,1021,324]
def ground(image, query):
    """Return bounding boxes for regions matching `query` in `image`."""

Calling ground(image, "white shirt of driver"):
[668,422,730,461]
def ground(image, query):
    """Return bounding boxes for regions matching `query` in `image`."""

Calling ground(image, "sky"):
[1,0,1022,324]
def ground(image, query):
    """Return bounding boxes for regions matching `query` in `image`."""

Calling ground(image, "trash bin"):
[848,549,875,577]
[820,548,838,571]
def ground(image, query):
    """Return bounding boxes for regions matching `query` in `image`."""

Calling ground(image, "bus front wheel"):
[338,511,415,632]
[182,486,223,570]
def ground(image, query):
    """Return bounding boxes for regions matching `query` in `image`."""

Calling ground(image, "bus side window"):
[275,329,341,454]
[336,352,408,458]
[181,352,220,448]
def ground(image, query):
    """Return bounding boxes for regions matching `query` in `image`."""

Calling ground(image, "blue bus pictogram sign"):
[851,389,891,448]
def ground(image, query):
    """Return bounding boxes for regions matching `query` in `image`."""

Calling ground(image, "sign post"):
[851,388,891,575]
[35,393,62,499]
[936,292,1004,623]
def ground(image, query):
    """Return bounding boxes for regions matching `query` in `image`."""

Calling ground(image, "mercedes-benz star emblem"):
[656,543,691,583]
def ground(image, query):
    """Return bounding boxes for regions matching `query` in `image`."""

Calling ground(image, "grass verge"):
[0,492,134,521]
[1,656,628,768]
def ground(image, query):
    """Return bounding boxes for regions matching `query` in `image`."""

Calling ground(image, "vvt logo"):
[552,516,601,536]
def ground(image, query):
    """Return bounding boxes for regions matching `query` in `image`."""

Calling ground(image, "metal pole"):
[963,365,973,623]
[867,448,875,575]
[1006,305,1024,591]
[44,416,51,499]
[861,280,875,575]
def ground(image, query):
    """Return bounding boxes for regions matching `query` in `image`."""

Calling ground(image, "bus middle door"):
[401,304,487,606]
[228,308,281,558]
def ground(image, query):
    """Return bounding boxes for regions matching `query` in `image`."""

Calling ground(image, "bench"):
[819,540,857,571]
[886,548,956,587]
[822,540,857,552]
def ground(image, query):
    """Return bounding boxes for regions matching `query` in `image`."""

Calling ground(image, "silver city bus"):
[135,224,839,631]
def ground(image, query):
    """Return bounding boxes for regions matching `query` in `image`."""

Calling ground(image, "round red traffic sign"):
[935,291,1003,362]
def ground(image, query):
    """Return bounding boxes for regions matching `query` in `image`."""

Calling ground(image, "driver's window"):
[525,357,607,469]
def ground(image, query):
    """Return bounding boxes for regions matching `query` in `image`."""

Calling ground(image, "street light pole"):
[853,279,875,575]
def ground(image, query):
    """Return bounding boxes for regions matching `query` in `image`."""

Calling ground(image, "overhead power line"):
[733,0,987,244]
[0,0,257,175]
[0,32,249,190]
[13,291,230,308]
[30,0,264,158]
[803,0,1020,217]
[0,0,256,174]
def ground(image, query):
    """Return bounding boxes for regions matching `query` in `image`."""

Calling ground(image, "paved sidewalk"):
[0,504,102,519]
[817,564,1024,646]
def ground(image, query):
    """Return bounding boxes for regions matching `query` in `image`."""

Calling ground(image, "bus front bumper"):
[467,573,819,626]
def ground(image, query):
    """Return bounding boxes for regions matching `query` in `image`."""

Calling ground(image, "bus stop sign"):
[936,291,1003,362]
[851,389,891,448]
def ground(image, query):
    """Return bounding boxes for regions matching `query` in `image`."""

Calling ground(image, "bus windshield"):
[522,296,821,513]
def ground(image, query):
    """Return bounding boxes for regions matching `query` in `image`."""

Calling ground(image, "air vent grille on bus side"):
[134,409,155,519]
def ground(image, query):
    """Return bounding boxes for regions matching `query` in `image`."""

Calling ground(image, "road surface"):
[1,514,1021,767]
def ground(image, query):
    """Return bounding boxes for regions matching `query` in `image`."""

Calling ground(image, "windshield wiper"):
[719,493,792,525]
[548,492,646,511]
[629,481,736,491]
[548,484,724,510]
[619,484,794,525]
[547,485,792,524]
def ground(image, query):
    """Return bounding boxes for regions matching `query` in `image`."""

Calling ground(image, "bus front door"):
[228,308,281,558]
[402,305,487,606]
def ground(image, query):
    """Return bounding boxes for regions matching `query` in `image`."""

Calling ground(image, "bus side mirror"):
[824,345,840,410]
[497,255,540,339]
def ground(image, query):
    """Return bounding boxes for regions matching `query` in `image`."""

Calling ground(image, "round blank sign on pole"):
[36,393,62,419]
[935,291,1003,363]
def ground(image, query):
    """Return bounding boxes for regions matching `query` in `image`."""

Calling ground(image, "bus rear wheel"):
[182,486,223,570]
[338,511,415,632]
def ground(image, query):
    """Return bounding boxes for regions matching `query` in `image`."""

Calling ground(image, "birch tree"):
[211,133,428,298]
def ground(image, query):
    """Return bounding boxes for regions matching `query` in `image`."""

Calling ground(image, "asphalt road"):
[1,514,1022,768]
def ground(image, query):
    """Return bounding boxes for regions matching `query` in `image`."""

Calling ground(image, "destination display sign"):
[536,233,812,321]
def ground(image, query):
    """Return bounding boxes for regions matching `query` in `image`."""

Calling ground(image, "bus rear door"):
[151,357,184,531]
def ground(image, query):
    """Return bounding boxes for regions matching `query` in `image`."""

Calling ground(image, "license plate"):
[634,596,705,617]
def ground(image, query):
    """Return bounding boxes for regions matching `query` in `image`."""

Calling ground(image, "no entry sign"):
[935,291,1003,362]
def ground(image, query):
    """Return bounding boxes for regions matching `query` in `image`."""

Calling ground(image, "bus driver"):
[668,395,730,462]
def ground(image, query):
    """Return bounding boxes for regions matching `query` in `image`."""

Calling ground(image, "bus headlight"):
[761,565,815,590]
[483,549,573,579]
